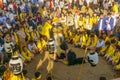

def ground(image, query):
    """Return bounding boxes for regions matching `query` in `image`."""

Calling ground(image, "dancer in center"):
[36,38,57,75]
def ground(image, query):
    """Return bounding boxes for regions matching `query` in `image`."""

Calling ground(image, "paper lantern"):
[9,56,23,75]
[46,39,55,54]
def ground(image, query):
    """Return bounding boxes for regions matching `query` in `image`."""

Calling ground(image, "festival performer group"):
[0,0,120,80]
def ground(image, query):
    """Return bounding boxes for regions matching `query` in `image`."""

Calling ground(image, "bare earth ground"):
[25,44,118,80]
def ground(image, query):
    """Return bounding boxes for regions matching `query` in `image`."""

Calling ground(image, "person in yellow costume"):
[113,2,119,14]
[81,5,87,13]
[67,29,75,43]
[92,12,99,33]
[13,30,19,45]
[37,24,43,34]
[20,10,26,22]
[52,15,59,25]
[102,33,110,43]
[78,13,85,29]
[81,31,88,47]
[3,63,13,80]
[64,29,72,42]
[83,14,93,30]
[21,46,34,62]
[31,28,40,42]
[114,63,120,70]
[86,33,98,49]
[10,28,19,45]
[104,39,117,61]
[16,27,27,51]
[41,20,52,39]
[32,72,42,80]
[73,33,80,47]
[23,22,31,42]
[111,45,120,65]
[88,8,94,17]
[112,45,120,70]
[36,38,57,74]
[10,73,26,80]
[99,41,112,56]
[36,36,46,53]
[42,6,48,18]
[4,58,26,80]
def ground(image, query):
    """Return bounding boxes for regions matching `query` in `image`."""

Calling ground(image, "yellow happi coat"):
[112,52,120,64]
[41,21,52,38]
[86,35,98,47]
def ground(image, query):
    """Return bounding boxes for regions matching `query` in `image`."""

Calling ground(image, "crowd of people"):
[0,0,120,80]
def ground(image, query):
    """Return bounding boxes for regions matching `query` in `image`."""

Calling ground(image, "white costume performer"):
[53,27,64,56]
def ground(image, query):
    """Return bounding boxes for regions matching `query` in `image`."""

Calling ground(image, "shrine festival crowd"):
[0,0,120,80]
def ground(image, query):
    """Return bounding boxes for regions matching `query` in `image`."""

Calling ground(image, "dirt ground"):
[25,44,119,80]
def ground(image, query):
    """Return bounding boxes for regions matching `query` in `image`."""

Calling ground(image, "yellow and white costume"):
[36,39,57,73]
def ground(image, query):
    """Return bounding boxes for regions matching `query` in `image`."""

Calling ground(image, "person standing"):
[36,38,57,74]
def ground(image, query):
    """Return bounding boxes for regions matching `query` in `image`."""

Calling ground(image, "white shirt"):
[106,18,111,30]
[96,40,105,48]
[87,52,99,65]
[112,14,117,27]
[28,43,37,51]
[60,1,64,8]
[4,42,14,53]
[74,14,79,29]
[99,18,103,30]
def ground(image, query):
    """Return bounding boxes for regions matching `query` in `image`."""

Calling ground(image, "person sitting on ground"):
[87,48,99,67]
[21,46,34,62]
[99,41,111,56]
[86,33,98,50]
[104,39,117,61]
[110,45,120,66]
[28,40,39,54]
[96,36,105,52]
[36,36,46,54]
[3,33,15,59]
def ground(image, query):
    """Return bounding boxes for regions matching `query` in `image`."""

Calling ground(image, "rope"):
[77,48,88,80]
